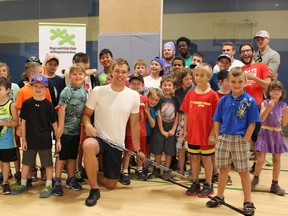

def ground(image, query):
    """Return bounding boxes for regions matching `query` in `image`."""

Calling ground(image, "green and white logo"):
[50,28,76,45]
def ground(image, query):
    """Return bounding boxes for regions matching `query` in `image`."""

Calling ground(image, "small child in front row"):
[11,75,59,198]
[173,68,195,180]
[251,80,288,196]
[181,63,219,198]
[206,67,260,216]
[53,63,87,196]
[0,77,18,194]
[149,75,179,180]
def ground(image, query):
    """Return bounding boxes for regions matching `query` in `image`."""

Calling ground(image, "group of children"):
[0,45,288,215]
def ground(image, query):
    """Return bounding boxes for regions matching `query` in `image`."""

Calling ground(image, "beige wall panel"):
[162,10,288,40]
[0,17,99,44]
[99,0,162,33]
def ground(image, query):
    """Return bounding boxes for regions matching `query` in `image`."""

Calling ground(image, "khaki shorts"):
[216,134,250,173]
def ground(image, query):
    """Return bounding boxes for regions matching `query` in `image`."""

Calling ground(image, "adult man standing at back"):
[176,36,192,67]
[162,41,176,75]
[82,58,145,207]
[254,30,280,80]
[213,41,243,73]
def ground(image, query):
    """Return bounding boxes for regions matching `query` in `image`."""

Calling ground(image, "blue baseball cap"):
[31,74,49,87]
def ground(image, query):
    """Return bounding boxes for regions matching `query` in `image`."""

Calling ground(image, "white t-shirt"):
[86,84,140,147]
[213,59,244,73]
[144,75,162,89]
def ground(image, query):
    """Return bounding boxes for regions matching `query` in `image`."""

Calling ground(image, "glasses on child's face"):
[271,88,282,93]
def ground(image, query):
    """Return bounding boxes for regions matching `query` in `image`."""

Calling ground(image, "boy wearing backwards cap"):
[119,73,148,185]
[11,74,60,198]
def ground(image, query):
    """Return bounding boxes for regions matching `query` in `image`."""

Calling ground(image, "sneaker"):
[135,171,147,181]
[40,167,46,181]
[40,186,53,198]
[206,196,224,208]
[270,183,285,196]
[11,184,28,195]
[243,202,256,216]
[85,188,100,206]
[2,183,11,194]
[266,158,273,166]
[66,178,82,191]
[119,173,131,185]
[74,171,86,184]
[198,183,214,198]
[226,175,232,186]
[162,170,170,181]
[14,171,21,184]
[212,173,219,184]
[147,168,160,179]
[53,181,64,196]
[251,177,259,191]
[186,181,201,196]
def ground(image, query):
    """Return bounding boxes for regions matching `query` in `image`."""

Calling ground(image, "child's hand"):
[144,104,150,115]
[22,140,27,151]
[208,134,215,145]
[283,105,288,117]
[56,140,61,152]
[161,131,169,138]
[168,129,175,137]
[267,100,275,109]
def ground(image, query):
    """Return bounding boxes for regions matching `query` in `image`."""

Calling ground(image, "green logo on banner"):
[50,28,75,45]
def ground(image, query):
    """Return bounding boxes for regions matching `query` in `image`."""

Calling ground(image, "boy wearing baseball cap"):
[12,74,60,198]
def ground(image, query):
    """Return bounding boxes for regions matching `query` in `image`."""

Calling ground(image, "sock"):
[21,179,27,186]
[137,167,143,172]
[46,180,53,187]
[122,169,128,174]
[272,180,278,184]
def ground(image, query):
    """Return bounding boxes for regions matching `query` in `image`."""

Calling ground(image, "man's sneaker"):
[251,177,259,191]
[147,168,160,179]
[212,173,219,184]
[40,186,53,198]
[11,184,28,195]
[243,202,255,216]
[119,173,131,185]
[198,183,214,198]
[270,183,285,196]
[14,172,21,184]
[186,181,201,196]
[206,196,224,208]
[226,175,232,186]
[85,188,100,206]
[66,178,82,191]
[135,171,147,181]
[162,170,170,181]
[53,181,64,196]
[2,183,11,194]
[74,171,86,185]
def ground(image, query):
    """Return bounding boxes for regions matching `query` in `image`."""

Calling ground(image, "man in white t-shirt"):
[82,58,146,207]
[213,41,243,73]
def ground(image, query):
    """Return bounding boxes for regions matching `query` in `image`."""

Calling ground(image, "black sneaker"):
[85,188,100,207]
[249,162,256,174]
[74,171,86,185]
[14,171,21,184]
[135,171,147,181]
[2,183,11,194]
[119,173,131,185]
[243,202,255,216]
[212,173,219,184]
[186,181,201,196]
[226,175,233,186]
[198,183,214,198]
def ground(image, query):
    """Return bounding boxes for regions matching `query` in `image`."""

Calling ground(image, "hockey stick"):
[208,196,247,215]
[98,136,188,181]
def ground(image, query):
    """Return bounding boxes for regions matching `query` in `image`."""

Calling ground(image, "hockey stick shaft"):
[208,196,246,215]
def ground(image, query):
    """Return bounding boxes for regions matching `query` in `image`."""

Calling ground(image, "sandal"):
[206,196,224,208]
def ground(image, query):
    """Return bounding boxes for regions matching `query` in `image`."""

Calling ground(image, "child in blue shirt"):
[206,67,260,216]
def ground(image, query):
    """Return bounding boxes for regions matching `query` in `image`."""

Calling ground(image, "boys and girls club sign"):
[39,22,86,75]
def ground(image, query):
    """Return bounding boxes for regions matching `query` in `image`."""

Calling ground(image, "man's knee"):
[83,138,99,153]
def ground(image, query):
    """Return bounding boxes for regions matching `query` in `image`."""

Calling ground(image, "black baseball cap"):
[26,56,42,65]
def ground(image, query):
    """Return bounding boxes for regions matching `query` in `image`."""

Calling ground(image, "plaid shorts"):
[216,134,250,173]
